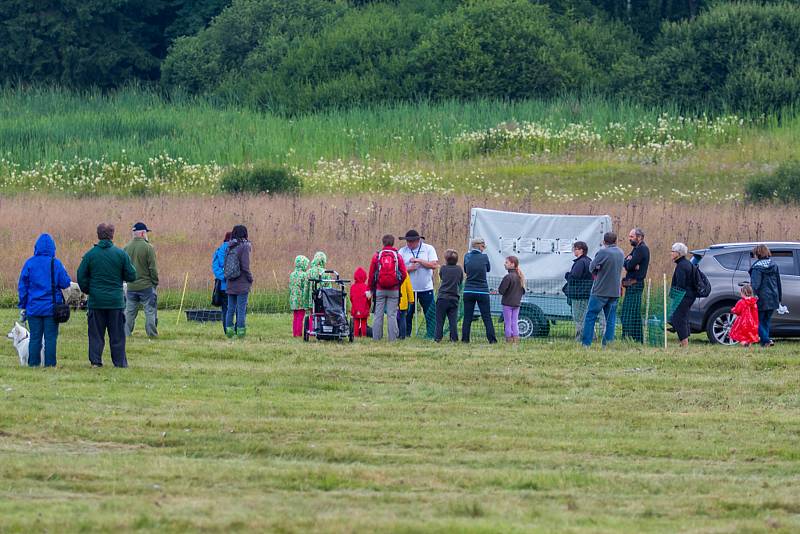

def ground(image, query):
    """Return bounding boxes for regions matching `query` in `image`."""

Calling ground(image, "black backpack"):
[693,265,711,298]
[223,245,241,280]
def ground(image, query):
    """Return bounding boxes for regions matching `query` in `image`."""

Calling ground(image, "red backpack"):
[375,249,401,289]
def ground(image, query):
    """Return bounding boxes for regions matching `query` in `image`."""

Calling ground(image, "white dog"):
[7,322,44,367]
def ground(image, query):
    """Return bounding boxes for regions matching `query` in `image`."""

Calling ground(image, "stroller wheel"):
[349,318,354,343]
[303,315,311,342]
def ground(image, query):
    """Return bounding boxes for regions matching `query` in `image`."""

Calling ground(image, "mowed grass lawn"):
[1,310,799,533]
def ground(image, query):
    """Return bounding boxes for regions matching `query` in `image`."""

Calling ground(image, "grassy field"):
[2,309,799,532]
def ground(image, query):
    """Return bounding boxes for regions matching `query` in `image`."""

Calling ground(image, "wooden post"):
[272,269,280,290]
[176,272,190,326]
[663,273,668,349]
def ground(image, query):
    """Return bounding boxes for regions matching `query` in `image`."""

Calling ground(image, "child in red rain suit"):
[350,267,371,337]
[730,284,759,347]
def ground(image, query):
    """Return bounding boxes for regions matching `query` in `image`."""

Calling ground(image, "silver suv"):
[689,242,800,344]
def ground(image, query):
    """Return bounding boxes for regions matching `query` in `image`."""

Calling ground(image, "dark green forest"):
[3,0,800,114]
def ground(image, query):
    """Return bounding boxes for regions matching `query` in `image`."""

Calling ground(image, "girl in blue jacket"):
[18,234,72,367]
[212,232,232,333]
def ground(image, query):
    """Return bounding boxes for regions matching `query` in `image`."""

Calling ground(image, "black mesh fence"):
[2,274,688,345]
[401,277,686,346]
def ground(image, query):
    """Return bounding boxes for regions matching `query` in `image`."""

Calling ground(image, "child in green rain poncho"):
[289,255,310,337]
[305,251,334,312]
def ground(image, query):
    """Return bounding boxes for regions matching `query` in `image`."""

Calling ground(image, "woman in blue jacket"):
[18,234,72,367]
[212,232,232,333]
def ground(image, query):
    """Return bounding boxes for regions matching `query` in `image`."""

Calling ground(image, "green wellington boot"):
[236,327,247,339]
[225,327,236,339]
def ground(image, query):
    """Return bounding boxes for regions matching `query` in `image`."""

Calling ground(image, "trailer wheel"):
[518,305,549,339]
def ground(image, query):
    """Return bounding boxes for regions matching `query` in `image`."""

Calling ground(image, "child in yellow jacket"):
[397,275,415,339]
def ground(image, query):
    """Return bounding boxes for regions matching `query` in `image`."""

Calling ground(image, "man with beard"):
[620,228,649,343]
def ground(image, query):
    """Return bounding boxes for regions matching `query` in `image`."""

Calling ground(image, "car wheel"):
[518,305,550,339]
[706,306,736,345]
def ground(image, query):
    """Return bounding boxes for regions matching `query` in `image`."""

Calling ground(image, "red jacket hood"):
[741,296,758,307]
[354,267,367,283]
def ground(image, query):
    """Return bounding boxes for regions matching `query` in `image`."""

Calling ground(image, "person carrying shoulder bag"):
[17,233,72,367]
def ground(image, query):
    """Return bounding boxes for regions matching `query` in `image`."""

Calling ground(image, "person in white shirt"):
[398,229,439,338]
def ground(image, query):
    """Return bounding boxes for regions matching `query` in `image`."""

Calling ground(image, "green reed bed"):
[1,86,798,198]
[0,85,779,166]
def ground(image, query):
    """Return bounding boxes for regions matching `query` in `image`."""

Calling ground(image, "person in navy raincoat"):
[18,233,72,367]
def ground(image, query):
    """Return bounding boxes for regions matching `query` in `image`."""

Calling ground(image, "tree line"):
[3,0,800,115]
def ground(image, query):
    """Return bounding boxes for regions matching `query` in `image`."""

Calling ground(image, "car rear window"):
[714,251,745,271]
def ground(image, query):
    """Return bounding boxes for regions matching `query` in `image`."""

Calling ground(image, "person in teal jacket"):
[212,232,232,333]
[77,223,137,367]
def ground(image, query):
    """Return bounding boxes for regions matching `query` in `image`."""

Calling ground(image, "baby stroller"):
[304,270,354,342]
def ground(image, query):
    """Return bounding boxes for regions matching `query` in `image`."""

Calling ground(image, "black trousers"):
[434,297,459,342]
[88,309,127,367]
[669,295,696,342]
[461,293,497,343]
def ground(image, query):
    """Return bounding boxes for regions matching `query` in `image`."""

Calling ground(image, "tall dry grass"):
[0,195,797,293]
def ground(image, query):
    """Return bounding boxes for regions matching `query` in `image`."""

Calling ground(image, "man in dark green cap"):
[77,223,137,367]
[124,221,159,338]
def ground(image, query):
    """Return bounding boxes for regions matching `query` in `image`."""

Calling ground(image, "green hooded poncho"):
[289,255,310,310]
[305,251,333,306]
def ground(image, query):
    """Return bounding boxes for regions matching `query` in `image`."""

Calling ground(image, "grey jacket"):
[225,239,253,295]
[589,245,624,298]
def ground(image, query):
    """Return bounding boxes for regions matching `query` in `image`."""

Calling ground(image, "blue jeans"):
[398,309,408,339]
[27,315,59,367]
[758,309,774,346]
[220,290,229,333]
[406,289,435,338]
[581,295,618,347]
[226,292,249,331]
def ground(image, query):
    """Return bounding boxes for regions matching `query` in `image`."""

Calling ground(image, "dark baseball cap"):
[132,222,150,232]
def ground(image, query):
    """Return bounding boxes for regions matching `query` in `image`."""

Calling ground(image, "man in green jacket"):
[77,223,137,368]
[123,222,159,338]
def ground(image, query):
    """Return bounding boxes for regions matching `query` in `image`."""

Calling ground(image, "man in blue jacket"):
[582,232,625,347]
[18,234,72,367]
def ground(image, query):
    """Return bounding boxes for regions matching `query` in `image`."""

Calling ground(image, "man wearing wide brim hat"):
[398,229,439,339]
